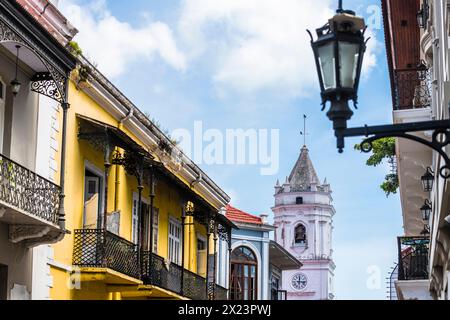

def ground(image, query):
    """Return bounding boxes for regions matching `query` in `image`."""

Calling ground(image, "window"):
[152,208,159,254]
[132,196,139,244]
[294,224,307,245]
[83,169,102,229]
[230,246,258,300]
[169,218,182,265]
[296,197,303,205]
[197,236,207,276]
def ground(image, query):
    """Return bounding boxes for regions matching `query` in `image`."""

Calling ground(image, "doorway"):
[83,168,103,229]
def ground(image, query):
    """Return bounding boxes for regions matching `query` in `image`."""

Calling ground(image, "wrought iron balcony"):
[141,251,227,300]
[393,67,432,111]
[73,229,140,279]
[141,251,207,299]
[397,236,430,281]
[0,153,61,225]
[73,231,228,299]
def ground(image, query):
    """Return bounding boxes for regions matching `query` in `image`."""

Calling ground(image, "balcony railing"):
[73,236,228,299]
[397,236,430,281]
[73,229,140,279]
[393,68,432,111]
[0,153,61,224]
[141,251,215,300]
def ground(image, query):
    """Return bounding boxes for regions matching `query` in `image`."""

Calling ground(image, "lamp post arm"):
[335,119,450,179]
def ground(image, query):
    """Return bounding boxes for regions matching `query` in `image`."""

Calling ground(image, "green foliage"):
[355,137,399,197]
[381,173,399,197]
[68,41,83,57]
[354,137,396,166]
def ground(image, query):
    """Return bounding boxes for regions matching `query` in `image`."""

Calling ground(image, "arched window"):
[230,246,258,300]
[294,224,307,245]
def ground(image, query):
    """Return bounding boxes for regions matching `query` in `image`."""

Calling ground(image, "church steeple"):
[287,146,320,192]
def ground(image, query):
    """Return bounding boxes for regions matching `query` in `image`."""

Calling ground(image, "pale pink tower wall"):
[272,146,336,300]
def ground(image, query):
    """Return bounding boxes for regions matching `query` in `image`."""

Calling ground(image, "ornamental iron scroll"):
[112,150,144,180]
[0,16,68,104]
[359,129,450,179]
[31,73,63,103]
[0,153,61,224]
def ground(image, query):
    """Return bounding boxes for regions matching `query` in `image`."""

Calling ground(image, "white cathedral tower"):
[272,145,336,300]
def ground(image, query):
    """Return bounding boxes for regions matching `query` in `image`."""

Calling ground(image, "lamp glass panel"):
[317,43,336,90]
[338,41,360,88]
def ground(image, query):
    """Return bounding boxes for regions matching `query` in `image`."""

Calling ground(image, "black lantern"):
[421,167,434,192]
[308,0,367,140]
[420,199,432,222]
[417,9,424,28]
[10,45,21,96]
[417,1,429,29]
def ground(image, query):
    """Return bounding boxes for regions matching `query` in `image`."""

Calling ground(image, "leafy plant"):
[355,137,399,197]
[68,41,83,57]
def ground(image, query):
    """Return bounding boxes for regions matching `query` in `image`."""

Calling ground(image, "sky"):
[59,0,404,300]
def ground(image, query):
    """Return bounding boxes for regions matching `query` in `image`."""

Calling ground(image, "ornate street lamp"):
[421,167,435,192]
[10,45,21,96]
[309,1,450,179]
[308,0,366,148]
[420,199,432,222]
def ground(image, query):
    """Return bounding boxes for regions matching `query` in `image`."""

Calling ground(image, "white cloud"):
[178,0,379,97]
[59,0,186,78]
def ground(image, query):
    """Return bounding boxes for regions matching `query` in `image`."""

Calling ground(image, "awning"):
[269,240,302,270]
[77,114,154,165]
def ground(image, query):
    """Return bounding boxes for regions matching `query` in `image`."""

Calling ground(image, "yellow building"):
[49,54,235,300]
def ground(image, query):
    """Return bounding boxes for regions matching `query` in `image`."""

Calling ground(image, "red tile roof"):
[226,205,263,225]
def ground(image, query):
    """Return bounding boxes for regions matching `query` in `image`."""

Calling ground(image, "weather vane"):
[300,114,309,147]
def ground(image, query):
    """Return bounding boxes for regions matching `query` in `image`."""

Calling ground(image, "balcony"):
[73,229,140,280]
[397,236,429,281]
[393,68,431,111]
[395,236,432,300]
[141,251,228,300]
[73,230,228,299]
[0,153,61,227]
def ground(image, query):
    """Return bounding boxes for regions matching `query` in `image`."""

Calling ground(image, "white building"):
[272,146,335,300]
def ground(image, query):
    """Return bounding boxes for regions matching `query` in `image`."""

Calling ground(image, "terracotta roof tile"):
[226,205,263,225]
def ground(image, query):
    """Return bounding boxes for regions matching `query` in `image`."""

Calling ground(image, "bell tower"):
[272,146,336,300]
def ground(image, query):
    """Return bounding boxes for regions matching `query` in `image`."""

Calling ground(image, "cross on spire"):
[300,114,309,147]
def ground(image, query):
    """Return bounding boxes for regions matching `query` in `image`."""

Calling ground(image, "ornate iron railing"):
[0,153,60,224]
[141,251,224,300]
[397,236,430,281]
[393,68,432,110]
[73,229,140,279]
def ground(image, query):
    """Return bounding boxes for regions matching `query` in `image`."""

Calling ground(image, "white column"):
[262,239,269,300]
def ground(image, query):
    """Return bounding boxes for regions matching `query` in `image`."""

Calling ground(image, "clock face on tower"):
[291,273,308,291]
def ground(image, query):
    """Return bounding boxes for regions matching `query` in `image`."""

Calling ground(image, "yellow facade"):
[49,78,223,300]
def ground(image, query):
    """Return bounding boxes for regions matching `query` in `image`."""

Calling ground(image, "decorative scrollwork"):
[112,150,144,179]
[360,131,450,179]
[0,154,61,225]
[31,73,63,103]
[0,14,67,103]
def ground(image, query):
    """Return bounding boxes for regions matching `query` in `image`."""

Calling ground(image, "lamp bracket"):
[335,117,450,179]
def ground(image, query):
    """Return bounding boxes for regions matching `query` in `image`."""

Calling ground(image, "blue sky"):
[60,0,404,299]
